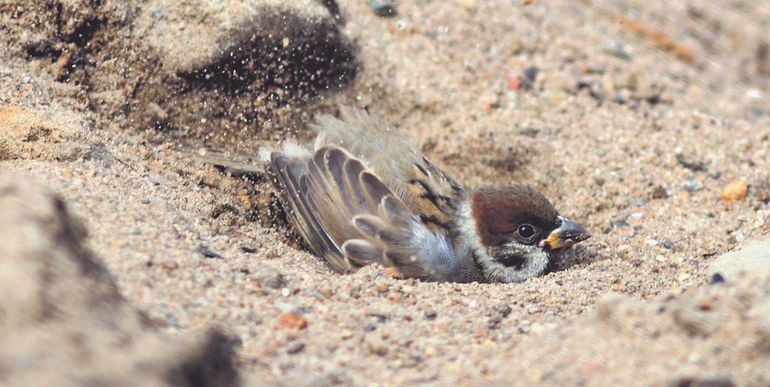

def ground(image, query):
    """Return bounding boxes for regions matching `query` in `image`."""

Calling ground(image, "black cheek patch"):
[496,252,525,270]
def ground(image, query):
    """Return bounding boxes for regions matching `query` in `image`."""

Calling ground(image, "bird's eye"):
[516,224,538,243]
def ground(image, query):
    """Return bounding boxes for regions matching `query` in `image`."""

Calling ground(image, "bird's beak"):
[542,216,591,250]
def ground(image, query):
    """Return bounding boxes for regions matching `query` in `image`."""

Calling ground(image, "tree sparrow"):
[263,108,590,283]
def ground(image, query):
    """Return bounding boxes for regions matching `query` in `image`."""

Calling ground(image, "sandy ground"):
[1,0,770,386]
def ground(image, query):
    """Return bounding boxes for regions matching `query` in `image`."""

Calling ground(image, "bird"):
[262,107,591,283]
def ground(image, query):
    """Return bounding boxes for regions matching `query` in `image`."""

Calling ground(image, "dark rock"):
[370,0,397,17]
[254,272,287,289]
[197,245,224,259]
[522,66,539,90]
[286,342,306,355]
[676,155,707,172]
[651,185,669,199]
[665,376,734,387]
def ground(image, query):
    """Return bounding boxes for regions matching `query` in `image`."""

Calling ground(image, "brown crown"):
[470,186,560,248]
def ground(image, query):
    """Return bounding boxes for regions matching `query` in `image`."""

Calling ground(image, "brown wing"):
[267,145,426,275]
[311,107,464,234]
[404,157,464,233]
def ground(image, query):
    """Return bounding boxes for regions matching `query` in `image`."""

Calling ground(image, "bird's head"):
[459,186,591,283]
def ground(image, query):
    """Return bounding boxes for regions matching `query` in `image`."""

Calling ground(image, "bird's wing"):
[268,145,439,277]
[312,107,464,234]
[403,156,464,233]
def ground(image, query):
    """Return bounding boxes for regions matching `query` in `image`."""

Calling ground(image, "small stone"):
[677,155,707,172]
[366,339,388,356]
[276,313,307,330]
[240,244,258,253]
[603,39,633,61]
[197,244,223,259]
[509,40,522,55]
[651,185,668,199]
[255,272,286,289]
[683,180,701,193]
[662,240,674,249]
[522,66,539,90]
[720,178,748,202]
[678,272,691,282]
[286,342,305,354]
[611,219,630,228]
[386,292,401,302]
[370,0,397,17]
[664,376,735,387]
[492,304,513,318]
[319,286,333,298]
[147,102,168,123]
[507,74,522,91]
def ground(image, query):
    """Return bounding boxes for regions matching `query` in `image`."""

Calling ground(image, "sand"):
[1,0,769,385]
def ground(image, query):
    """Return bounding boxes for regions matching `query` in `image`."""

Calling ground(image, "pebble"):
[492,304,513,318]
[196,244,223,259]
[651,185,668,199]
[522,66,539,90]
[645,239,658,247]
[676,155,707,172]
[664,376,734,387]
[276,313,307,330]
[364,322,377,332]
[370,0,397,17]
[507,74,522,91]
[611,219,630,228]
[286,342,305,354]
[683,180,701,193]
[662,240,674,249]
[254,272,286,289]
[603,40,633,61]
[720,178,748,202]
